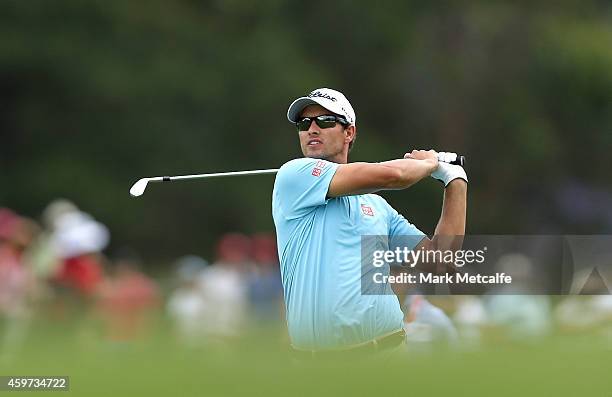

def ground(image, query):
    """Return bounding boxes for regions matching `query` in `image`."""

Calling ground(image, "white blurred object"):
[485,253,552,339]
[167,256,211,345]
[556,295,612,328]
[403,295,458,349]
[196,263,248,338]
[51,211,110,259]
[42,199,79,230]
[453,296,487,347]
[454,296,487,325]
[167,258,248,344]
[175,255,209,282]
[167,286,210,345]
[484,295,551,339]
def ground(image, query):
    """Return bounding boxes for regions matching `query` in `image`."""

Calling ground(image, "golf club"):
[130,154,466,197]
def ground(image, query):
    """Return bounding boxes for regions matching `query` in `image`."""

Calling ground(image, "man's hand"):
[429,152,468,187]
[404,149,439,172]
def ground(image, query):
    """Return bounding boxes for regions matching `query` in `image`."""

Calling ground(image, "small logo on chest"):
[361,204,374,216]
[311,161,327,177]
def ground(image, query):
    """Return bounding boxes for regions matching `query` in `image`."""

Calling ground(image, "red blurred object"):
[251,233,278,265]
[96,264,159,340]
[216,233,252,264]
[0,243,29,315]
[0,208,22,242]
[53,254,104,296]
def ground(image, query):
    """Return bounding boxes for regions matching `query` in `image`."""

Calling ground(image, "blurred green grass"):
[1,314,611,397]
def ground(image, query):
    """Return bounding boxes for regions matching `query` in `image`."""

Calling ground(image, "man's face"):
[298,104,350,162]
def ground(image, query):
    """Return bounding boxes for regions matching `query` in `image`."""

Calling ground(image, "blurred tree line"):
[1,1,611,263]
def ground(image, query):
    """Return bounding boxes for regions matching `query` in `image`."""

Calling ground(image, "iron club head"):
[130,178,150,197]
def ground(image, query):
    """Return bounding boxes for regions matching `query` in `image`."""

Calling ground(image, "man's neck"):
[320,151,349,164]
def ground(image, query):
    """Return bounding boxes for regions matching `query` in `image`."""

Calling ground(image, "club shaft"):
[149,154,464,182]
[164,168,279,182]
[131,153,466,197]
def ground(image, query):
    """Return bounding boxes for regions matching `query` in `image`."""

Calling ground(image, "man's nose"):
[307,120,320,134]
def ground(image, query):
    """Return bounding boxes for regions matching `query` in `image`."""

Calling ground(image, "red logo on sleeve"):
[312,168,322,177]
[361,204,374,216]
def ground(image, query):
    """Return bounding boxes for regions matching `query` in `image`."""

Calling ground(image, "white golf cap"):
[52,211,110,259]
[287,88,356,125]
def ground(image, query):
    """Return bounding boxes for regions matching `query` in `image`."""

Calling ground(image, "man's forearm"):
[432,179,467,251]
[378,158,437,189]
[327,158,438,197]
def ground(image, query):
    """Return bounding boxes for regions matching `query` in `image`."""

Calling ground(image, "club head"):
[130,178,150,197]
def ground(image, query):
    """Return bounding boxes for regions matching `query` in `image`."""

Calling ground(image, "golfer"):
[272,88,467,354]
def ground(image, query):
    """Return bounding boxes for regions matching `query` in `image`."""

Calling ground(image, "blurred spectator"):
[484,295,551,340]
[167,255,210,346]
[96,258,159,341]
[47,201,109,296]
[453,296,487,348]
[246,234,283,327]
[389,266,458,350]
[556,296,612,330]
[483,254,552,340]
[22,199,77,280]
[194,233,251,340]
[0,208,42,314]
[0,208,33,316]
[0,208,40,363]
[402,295,458,350]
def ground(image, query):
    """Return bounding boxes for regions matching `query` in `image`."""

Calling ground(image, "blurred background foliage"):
[1,0,611,263]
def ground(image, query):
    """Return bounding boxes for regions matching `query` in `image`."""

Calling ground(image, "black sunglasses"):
[296,115,348,132]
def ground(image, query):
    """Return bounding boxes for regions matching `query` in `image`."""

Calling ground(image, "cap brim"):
[287,97,321,123]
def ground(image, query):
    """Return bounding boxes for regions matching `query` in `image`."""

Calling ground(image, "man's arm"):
[327,150,438,197]
[392,179,467,302]
[415,179,467,270]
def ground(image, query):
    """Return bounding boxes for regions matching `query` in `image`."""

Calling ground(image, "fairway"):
[2,314,610,396]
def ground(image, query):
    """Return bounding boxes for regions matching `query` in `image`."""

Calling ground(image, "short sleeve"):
[387,205,426,251]
[273,158,340,219]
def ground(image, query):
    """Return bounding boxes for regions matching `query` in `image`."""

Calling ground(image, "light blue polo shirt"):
[272,157,426,350]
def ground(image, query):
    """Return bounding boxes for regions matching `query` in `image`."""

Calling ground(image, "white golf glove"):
[431,152,468,186]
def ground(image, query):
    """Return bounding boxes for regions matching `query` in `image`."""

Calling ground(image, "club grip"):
[454,155,466,167]
[438,153,465,167]
[439,153,466,167]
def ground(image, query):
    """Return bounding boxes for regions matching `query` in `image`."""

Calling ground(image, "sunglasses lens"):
[315,117,336,129]
[297,118,311,131]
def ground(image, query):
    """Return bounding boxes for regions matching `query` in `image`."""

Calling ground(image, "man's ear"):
[345,125,356,145]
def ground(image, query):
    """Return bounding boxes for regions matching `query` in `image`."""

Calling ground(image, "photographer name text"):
[373,272,512,285]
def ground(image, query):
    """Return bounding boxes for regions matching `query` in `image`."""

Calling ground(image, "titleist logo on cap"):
[308,91,337,102]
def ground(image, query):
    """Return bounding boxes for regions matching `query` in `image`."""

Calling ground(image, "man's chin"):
[302,148,326,159]
[305,153,326,159]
